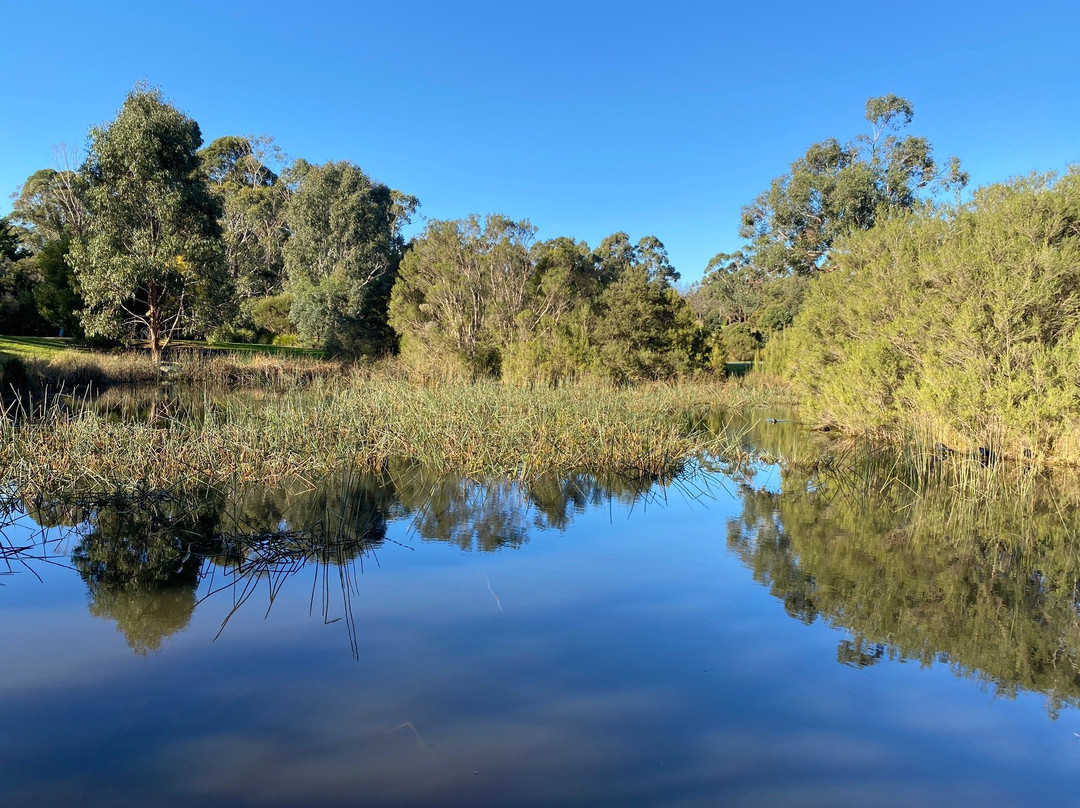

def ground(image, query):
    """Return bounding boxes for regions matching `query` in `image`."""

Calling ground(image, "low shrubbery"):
[767,169,1080,463]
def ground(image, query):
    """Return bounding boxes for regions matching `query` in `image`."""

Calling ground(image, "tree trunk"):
[147,283,162,364]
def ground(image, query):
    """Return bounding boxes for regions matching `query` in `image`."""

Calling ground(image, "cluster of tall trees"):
[686,93,967,359]
[4,86,415,361]
[3,85,966,378]
[389,217,708,381]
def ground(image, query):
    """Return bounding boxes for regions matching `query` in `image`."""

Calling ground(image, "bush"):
[0,351,30,394]
[718,322,762,362]
[768,169,1080,460]
[251,293,295,337]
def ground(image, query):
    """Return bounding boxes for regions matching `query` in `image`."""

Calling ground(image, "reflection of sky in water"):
[2,475,1080,807]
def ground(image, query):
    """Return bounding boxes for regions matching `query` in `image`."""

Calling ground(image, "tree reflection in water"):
[5,463,666,658]
[726,460,1080,716]
[17,434,1080,718]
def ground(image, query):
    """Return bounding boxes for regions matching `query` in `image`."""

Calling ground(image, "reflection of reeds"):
[0,492,72,580]
[202,528,380,659]
[702,408,1077,507]
[4,462,726,658]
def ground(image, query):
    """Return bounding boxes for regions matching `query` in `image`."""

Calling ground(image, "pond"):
[3,414,1080,806]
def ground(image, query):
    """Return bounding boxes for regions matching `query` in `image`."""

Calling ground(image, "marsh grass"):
[21,349,344,391]
[0,373,764,495]
[766,425,1068,508]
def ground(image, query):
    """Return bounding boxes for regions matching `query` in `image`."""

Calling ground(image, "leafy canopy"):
[740,94,968,276]
[283,159,418,354]
[69,85,230,356]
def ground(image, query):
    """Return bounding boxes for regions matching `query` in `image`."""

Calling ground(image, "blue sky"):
[4,0,1078,282]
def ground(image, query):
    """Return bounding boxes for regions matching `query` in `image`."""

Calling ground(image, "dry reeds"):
[23,349,345,392]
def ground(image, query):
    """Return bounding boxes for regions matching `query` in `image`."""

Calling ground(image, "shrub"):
[768,169,1080,461]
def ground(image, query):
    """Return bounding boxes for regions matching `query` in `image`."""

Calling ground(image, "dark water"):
[3,419,1080,806]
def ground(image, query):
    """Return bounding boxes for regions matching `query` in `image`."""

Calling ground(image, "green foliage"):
[250,292,295,337]
[389,214,536,375]
[592,267,702,382]
[29,238,82,335]
[199,135,289,308]
[69,85,231,358]
[0,221,51,336]
[770,169,1080,460]
[0,218,24,261]
[391,220,709,383]
[283,159,417,355]
[741,94,967,276]
[716,321,761,362]
[11,163,88,248]
[687,251,807,353]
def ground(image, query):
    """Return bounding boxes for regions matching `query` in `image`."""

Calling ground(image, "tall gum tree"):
[283,159,417,353]
[739,94,968,276]
[199,134,290,305]
[70,86,230,360]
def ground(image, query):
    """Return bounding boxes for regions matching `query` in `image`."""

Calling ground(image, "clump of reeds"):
[0,375,760,495]
[21,349,345,393]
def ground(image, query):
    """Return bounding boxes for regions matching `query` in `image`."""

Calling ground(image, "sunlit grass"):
[0,336,75,361]
[0,372,773,494]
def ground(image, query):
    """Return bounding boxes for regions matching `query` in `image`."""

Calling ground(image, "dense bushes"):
[768,169,1080,460]
[0,351,29,395]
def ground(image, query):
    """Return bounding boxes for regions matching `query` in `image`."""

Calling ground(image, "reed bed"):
[0,375,757,495]
[763,427,1075,508]
[23,349,345,391]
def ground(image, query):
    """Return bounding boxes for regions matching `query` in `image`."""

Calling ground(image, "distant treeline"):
[2,85,971,385]
[13,83,1077,455]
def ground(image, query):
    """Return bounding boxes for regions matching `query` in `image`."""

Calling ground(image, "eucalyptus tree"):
[11,161,88,249]
[526,236,602,328]
[69,86,230,359]
[9,155,90,333]
[388,214,535,372]
[590,234,705,379]
[283,159,417,353]
[686,250,807,359]
[199,135,290,306]
[740,94,968,276]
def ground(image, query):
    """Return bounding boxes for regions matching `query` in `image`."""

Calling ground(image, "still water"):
[3,420,1080,806]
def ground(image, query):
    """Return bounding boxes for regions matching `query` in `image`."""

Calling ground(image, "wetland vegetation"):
[3,83,1080,807]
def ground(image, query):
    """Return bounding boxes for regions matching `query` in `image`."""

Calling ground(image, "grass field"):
[0,336,75,360]
[0,335,325,360]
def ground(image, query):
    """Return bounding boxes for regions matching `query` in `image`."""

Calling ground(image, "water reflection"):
[6,422,1080,716]
[726,459,1080,714]
[68,496,222,653]
[3,464,668,657]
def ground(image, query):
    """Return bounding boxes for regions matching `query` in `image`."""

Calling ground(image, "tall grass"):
[21,349,344,391]
[0,374,763,495]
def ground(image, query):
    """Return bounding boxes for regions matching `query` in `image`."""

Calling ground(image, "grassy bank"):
[0,373,785,495]
[0,336,74,361]
[9,346,342,391]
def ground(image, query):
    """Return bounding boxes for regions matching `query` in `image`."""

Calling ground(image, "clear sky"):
[3,0,1078,283]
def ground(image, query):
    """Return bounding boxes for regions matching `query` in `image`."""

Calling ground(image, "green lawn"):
[0,336,76,360]
[0,335,326,361]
